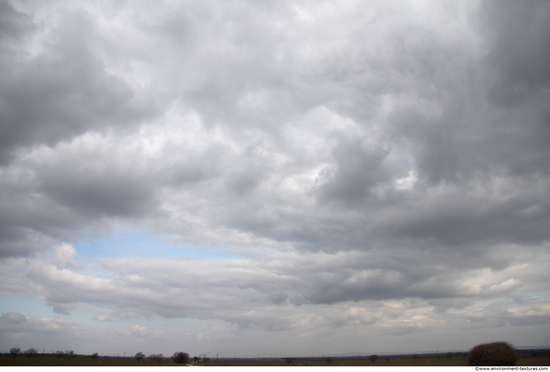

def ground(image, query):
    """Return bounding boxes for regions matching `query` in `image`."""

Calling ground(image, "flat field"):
[1,354,549,366]
[205,355,550,367]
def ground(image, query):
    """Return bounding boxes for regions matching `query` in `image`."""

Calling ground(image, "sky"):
[1,0,549,359]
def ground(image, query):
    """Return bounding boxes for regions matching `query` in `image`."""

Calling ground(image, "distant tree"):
[203,357,210,364]
[193,356,199,364]
[55,350,65,360]
[10,347,21,359]
[447,352,454,361]
[385,357,390,363]
[65,350,75,360]
[325,357,333,365]
[369,354,378,364]
[467,342,517,366]
[284,357,294,365]
[91,353,99,362]
[24,348,38,359]
[148,353,163,363]
[412,354,418,363]
[135,352,145,363]
[173,351,190,364]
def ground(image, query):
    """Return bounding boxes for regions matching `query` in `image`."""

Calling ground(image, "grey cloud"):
[226,168,264,195]
[376,183,550,247]
[38,163,156,219]
[0,313,114,354]
[482,0,550,107]
[0,8,158,165]
[315,135,392,207]
[0,0,33,40]
[52,303,77,315]
[1,0,550,356]
[0,311,27,324]
[0,173,88,258]
[7,245,547,329]
[0,0,546,260]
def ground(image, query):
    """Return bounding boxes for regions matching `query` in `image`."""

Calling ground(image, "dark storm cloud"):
[35,150,157,219]
[0,5,158,165]
[371,180,550,248]
[479,0,550,182]
[482,0,550,107]
[315,135,392,207]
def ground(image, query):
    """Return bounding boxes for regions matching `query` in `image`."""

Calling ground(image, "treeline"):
[6,348,208,365]
[8,348,85,361]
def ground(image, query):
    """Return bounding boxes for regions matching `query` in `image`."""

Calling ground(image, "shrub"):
[173,351,189,364]
[467,342,518,366]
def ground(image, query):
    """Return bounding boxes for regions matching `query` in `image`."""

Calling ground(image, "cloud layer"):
[1,0,549,357]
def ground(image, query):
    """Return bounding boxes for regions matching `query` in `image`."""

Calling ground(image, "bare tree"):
[10,347,21,359]
[325,357,333,365]
[24,348,38,359]
[203,357,210,364]
[134,352,145,363]
[369,354,378,364]
[91,353,99,362]
[55,351,65,360]
[447,352,454,361]
[65,350,75,360]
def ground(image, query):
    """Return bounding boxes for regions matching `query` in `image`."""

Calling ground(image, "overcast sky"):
[1,0,549,359]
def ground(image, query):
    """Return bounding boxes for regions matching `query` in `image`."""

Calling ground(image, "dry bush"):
[467,342,518,366]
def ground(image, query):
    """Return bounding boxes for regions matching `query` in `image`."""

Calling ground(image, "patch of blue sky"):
[2,296,139,326]
[73,232,241,261]
[0,296,55,319]
[524,291,550,298]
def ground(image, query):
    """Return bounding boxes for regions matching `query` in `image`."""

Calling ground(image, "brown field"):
[2,353,550,367]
